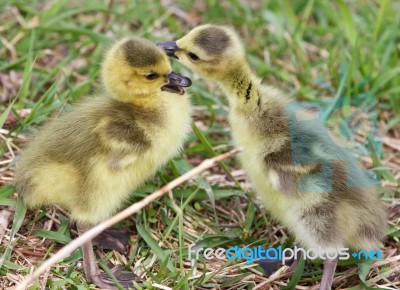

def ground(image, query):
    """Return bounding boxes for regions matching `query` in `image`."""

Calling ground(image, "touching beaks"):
[157,41,180,59]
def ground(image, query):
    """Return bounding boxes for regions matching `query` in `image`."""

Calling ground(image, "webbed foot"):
[257,254,296,276]
[93,229,131,254]
[90,265,142,289]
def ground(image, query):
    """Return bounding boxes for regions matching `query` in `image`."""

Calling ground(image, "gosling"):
[15,36,192,289]
[158,25,386,290]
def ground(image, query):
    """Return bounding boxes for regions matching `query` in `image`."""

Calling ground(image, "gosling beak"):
[157,41,180,59]
[167,71,192,87]
[161,71,192,95]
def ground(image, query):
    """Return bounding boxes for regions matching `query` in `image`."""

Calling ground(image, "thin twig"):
[15,147,242,290]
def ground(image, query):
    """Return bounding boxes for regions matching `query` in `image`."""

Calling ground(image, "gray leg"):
[77,224,99,280]
[319,258,337,290]
[78,224,116,289]
[80,238,100,281]
[77,224,141,289]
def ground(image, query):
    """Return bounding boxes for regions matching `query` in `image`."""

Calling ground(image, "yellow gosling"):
[16,36,192,289]
[158,25,386,290]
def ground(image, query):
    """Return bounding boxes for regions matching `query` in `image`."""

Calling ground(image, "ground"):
[0,0,399,289]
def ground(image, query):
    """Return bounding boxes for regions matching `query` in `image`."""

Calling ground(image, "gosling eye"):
[188,52,200,61]
[146,73,159,80]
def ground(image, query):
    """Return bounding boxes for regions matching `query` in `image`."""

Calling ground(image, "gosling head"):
[158,24,246,81]
[102,37,192,102]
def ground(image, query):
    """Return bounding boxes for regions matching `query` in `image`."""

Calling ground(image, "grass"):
[0,0,399,289]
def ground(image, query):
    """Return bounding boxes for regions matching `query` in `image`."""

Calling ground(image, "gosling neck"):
[219,63,260,110]
[110,90,163,109]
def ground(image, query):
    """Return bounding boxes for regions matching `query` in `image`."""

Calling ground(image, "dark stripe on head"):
[194,27,230,55]
[121,38,163,67]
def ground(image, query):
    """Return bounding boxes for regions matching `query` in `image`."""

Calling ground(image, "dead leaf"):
[0,208,12,243]
[0,71,23,103]
[2,108,31,127]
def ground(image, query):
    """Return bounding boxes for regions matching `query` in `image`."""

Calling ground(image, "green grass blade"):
[373,0,392,42]
[282,254,305,290]
[243,200,255,233]
[322,62,349,121]
[32,230,72,244]
[337,0,357,47]
[0,196,27,269]
[16,30,36,106]
[36,25,111,44]
[0,199,17,206]
[192,123,243,189]
[0,185,16,198]
[358,260,374,283]
[171,158,215,207]
[0,100,16,129]
[372,67,400,93]
[136,223,175,272]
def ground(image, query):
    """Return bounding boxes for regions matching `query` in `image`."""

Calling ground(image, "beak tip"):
[167,71,192,88]
[157,41,179,58]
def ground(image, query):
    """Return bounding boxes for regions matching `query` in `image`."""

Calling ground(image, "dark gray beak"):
[167,71,192,87]
[157,41,180,59]
[161,71,192,95]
